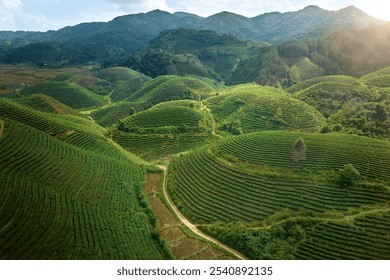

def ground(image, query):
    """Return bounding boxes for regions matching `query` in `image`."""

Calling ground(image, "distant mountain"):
[0,6,385,65]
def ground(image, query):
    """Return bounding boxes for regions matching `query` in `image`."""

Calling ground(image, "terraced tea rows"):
[169,132,390,222]
[286,75,358,93]
[123,106,204,129]
[169,145,390,223]
[114,132,210,161]
[207,84,325,133]
[0,98,130,160]
[296,211,390,259]
[0,119,170,259]
[91,102,145,127]
[15,94,83,116]
[21,81,105,109]
[218,131,390,180]
[126,75,216,105]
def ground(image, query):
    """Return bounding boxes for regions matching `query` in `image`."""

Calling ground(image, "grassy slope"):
[125,75,217,105]
[207,84,325,133]
[20,81,105,109]
[91,102,145,127]
[0,109,170,259]
[113,100,213,161]
[168,131,390,259]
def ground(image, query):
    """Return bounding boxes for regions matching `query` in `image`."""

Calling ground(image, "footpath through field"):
[0,120,4,136]
[158,165,247,260]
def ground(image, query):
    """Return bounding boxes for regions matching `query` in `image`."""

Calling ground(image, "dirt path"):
[199,104,223,139]
[250,208,390,230]
[158,165,247,260]
[0,120,4,136]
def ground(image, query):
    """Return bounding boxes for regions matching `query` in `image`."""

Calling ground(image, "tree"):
[128,107,136,116]
[338,164,360,187]
[292,137,306,163]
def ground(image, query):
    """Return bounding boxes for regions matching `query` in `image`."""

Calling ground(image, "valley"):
[0,5,389,260]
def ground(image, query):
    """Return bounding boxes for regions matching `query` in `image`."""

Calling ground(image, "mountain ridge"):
[0,5,386,66]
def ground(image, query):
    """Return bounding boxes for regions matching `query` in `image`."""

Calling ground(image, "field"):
[0,117,170,259]
[20,81,105,109]
[0,65,85,94]
[168,131,390,258]
[125,75,217,105]
[207,84,326,133]
[144,172,235,259]
[1,64,389,260]
[113,100,214,161]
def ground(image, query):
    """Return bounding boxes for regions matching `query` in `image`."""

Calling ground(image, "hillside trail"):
[0,120,4,136]
[199,103,223,139]
[256,207,390,230]
[157,164,246,260]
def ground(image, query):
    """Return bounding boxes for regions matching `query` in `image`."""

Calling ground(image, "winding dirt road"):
[158,165,247,260]
[0,120,4,136]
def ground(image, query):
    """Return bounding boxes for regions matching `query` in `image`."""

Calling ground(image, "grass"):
[125,75,216,105]
[286,75,358,93]
[14,94,85,116]
[167,131,390,258]
[20,81,105,109]
[113,132,212,161]
[207,84,325,133]
[0,118,171,259]
[91,102,145,127]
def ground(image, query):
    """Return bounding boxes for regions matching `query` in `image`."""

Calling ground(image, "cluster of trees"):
[201,219,315,259]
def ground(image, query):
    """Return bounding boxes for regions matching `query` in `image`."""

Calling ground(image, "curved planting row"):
[0,98,105,139]
[296,211,390,259]
[15,94,82,116]
[0,119,169,259]
[219,131,390,180]
[20,81,105,109]
[127,75,215,105]
[286,75,358,93]
[91,102,144,127]
[123,106,204,128]
[113,131,210,161]
[168,143,390,223]
[207,84,325,133]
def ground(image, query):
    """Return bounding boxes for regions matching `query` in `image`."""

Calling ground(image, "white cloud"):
[3,0,23,9]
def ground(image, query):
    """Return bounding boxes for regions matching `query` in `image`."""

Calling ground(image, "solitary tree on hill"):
[292,137,306,163]
[338,163,360,187]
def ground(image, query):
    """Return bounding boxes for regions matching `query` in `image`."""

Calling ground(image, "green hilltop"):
[0,52,389,260]
[169,131,390,259]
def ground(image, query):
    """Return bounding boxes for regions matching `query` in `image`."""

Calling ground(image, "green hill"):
[91,102,145,127]
[113,100,213,161]
[288,74,390,138]
[168,131,390,259]
[207,84,325,134]
[15,94,85,116]
[0,104,171,259]
[20,81,105,109]
[360,66,390,88]
[125,75,217,106]
[286,75,358,93]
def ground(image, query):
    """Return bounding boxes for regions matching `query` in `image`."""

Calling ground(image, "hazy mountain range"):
[0,5,385,66]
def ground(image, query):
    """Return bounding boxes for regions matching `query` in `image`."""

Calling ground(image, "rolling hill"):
[125,75,218,106]
[168,131,390,259]
[20,81,105,109]
[0,99,171,259]
[207,84,325,134]
[113,100,213,161]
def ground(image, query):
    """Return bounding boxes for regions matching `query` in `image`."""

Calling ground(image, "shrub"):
[338,163,360,186]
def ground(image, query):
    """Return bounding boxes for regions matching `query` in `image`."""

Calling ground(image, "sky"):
[1,0,389,31]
